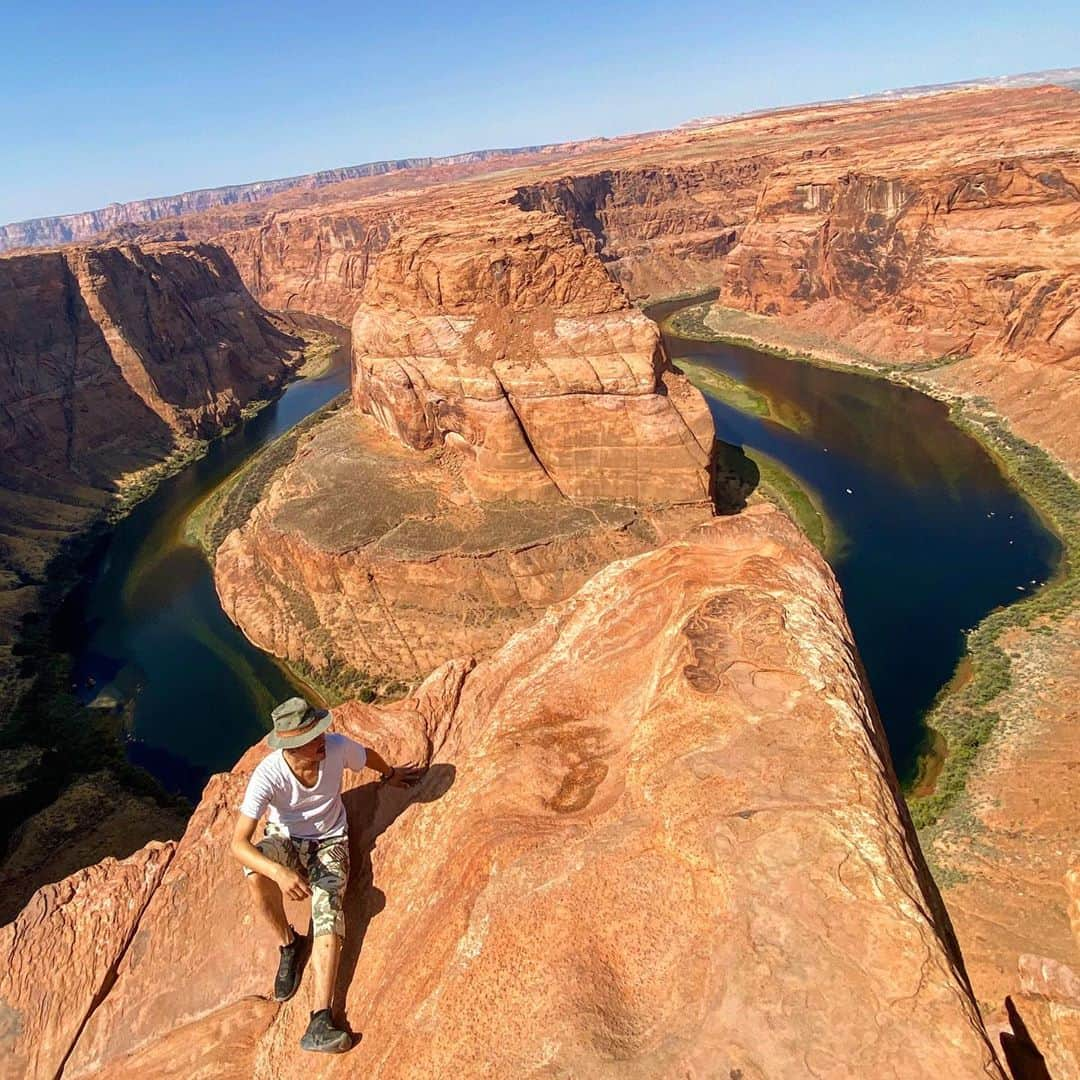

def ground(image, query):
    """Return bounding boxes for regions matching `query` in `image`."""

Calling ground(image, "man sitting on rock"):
[231,696,422,1053]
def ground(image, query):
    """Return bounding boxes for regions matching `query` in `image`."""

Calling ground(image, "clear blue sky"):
[2,1,1077,223]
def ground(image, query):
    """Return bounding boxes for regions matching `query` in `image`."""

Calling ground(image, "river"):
[56,346,351,800]
[55,298,1062,802]
[649,297,1062,781]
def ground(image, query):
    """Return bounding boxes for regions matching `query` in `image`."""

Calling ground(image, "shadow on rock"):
[712,438,760,515]
[333,763,457,1029]
[999,996,1052,1080]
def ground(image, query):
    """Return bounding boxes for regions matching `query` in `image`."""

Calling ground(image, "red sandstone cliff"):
[0,242,308,919]
[0,508,1006,1078]
[0,242,303,679]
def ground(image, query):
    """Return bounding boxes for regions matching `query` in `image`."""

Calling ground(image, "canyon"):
[1,508,1006,1078]
[0,241,311,924]
[0,82,1077,1077]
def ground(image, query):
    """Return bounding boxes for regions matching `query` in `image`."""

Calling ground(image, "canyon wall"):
[0,242,303,678]
[3,508,1005,1078]
[511,158,771,299]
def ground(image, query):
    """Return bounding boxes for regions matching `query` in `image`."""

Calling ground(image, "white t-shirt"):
[239,733,368,839]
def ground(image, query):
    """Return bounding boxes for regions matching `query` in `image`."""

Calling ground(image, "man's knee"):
[311,889,346,939]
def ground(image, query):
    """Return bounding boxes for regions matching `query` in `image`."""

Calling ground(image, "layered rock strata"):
[350,198,714,504]
[12,508,1004,1078]
[0,241,303,683]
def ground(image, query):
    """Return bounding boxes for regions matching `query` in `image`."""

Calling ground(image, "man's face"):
[291,731,327,762]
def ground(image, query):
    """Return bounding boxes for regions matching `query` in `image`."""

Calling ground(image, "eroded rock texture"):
[0,841,174,1080]
[16,507,1002,1078]
[0,242,303,691]
[350,197,714,505]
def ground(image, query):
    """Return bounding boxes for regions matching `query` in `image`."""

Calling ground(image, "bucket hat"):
[267,696,332,749]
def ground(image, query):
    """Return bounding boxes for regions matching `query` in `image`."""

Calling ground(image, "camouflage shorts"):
[243,822,350,938]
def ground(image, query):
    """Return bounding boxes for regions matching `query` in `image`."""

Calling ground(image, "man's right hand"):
[275,866,311,901]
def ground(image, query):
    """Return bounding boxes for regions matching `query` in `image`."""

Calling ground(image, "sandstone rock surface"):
[195,86,1080,472]
[26,507,1002,1078]
[215,404,711,688]
[350,198,714,505]
[0,841,174,1080]
[213,188,717,691]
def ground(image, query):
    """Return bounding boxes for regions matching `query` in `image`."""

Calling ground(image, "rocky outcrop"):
[214,405,711,686]
[0,841,174,1080]
[350,196,714,505]
[0,241,303,679]
[13,508,1004,1077]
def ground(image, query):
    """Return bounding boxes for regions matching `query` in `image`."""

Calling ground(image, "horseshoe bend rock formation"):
[349,197,714,505]
[213,199,717,686]
[0,241,304,689]
[5,507,1003,1078]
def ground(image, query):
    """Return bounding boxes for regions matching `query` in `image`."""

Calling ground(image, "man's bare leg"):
[311,933,342,1012]
[246,872,294,946]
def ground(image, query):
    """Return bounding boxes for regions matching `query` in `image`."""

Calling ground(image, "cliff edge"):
[1,507,1003,1078]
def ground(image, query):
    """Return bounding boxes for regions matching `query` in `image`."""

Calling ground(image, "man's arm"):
[230,813,311,900]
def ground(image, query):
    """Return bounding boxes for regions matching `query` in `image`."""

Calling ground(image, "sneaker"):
[299,1008,352,1053]
[273,929,306,1002]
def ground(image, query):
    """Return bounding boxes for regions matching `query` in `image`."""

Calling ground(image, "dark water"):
[649,298,1062,781]
[56,352,350,801]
